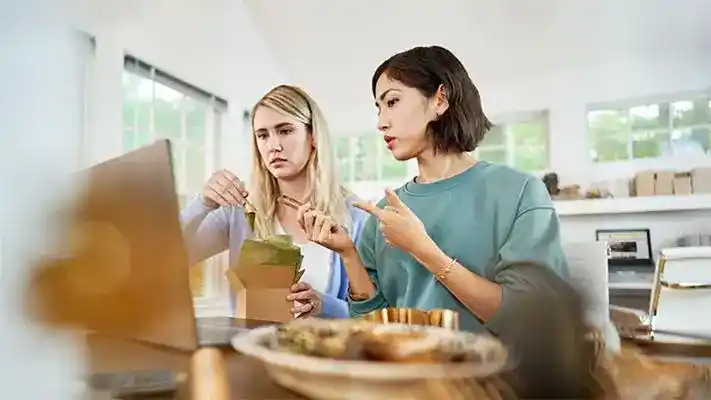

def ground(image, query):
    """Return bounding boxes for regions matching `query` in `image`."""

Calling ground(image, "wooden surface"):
[191,348,230,400]
[86,333,711,400]
[86,333,303,399]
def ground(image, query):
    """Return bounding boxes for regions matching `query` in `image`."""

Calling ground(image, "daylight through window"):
[474,112,549,172]
[121,55,228,303]
[334,134,410,201]
[588,94,711,163]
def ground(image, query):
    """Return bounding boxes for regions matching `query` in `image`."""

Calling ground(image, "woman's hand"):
[201,169,249,209]
[286,282,322,318]
[295,203,355,254]
[354,189,432,256]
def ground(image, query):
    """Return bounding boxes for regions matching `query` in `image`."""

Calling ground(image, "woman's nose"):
[267,135,282,151]
[377,116,389,133]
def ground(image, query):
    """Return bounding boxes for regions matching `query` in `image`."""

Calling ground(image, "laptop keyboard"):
[87,370,183,399]
[195,317,278,347]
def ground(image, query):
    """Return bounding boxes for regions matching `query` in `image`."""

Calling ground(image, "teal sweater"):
[349,161,569,333]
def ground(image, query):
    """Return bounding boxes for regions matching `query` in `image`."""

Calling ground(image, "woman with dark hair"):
[295,45,568,333]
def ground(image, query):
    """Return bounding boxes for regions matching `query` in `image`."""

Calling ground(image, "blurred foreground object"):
[362,307,460,330]
[191,348,230,400]
[595,343,711,399]
[502,262,711,399]
[0,1,89,398]
[231,319,511,399]
[493,262,602,399]
[26,141,200,351]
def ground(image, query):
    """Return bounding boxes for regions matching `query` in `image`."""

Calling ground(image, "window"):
[474,112,549,172]
[75,32,95,169]
[334,134,410,201]
[121,56,230,314]
[588,93,711,163]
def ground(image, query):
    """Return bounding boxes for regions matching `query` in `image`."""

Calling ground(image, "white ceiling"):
[245,0,710,133]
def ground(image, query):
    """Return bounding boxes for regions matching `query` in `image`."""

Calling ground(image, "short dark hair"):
[372,45,493,154]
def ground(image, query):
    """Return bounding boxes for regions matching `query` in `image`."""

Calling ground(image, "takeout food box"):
[226,235,304,323]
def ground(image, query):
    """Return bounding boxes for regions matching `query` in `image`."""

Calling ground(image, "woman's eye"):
[256,133,268,140]
[386,99,398,108]
[278,129,292,135]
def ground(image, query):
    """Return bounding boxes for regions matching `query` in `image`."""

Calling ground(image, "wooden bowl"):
[232,323,508,400]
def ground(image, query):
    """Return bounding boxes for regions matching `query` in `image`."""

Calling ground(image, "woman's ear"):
[309,129,316,149]
[434,84,450,119]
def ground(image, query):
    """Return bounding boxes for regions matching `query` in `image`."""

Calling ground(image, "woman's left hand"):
[286,282,322,318]
[354,189,432,256]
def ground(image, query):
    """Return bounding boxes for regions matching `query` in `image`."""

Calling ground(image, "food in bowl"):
[269,318,491,364]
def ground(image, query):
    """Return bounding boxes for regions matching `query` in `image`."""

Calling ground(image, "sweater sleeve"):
[179,195,233,266]
[486,178,569,335]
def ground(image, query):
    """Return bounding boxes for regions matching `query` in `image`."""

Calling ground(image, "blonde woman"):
[180,85,368,318]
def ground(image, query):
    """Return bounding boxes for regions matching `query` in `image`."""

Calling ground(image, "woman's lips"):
[270,158,287,166]
[384,136,396,150]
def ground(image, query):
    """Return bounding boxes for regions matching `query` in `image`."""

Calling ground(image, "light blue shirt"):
[180,195,368,318]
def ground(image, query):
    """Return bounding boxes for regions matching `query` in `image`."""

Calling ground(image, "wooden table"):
[86,319,711,399]
[86,332,303,399]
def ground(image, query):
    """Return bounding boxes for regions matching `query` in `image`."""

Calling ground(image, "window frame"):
[473,110,550,173]
[69,29,95,171]
[121,55,231,316]
[333,133,413,201]
[587,89,711,163]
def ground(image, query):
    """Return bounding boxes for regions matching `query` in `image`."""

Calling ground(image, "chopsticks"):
[278,194,305,211]
[278,194,339,234]
[242,197,257,213]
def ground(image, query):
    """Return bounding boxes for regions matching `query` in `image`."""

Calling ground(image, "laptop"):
[32,139,276,351]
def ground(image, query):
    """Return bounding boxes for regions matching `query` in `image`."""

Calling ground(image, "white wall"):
[481,49,711,250]
[75,0,288,180]
[482,50,711,186]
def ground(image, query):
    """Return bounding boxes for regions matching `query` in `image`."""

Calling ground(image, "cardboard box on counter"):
[630,171,656,197]
[673,172,693,196]
[691,167,711,194]
[654,170,675,196]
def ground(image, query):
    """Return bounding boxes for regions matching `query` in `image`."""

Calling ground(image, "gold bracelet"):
[435,258,457,283]
[347,285,371,301]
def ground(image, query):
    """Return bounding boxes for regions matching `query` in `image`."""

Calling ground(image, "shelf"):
[554,194,711,216]
[608,281,653,291]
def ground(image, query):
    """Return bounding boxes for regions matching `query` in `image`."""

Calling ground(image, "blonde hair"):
[249,85,352,239]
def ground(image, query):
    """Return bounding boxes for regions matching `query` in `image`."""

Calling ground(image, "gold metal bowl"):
[361,308,460,331]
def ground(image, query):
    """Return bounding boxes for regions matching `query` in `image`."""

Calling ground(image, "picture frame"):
[595,228,654,269]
